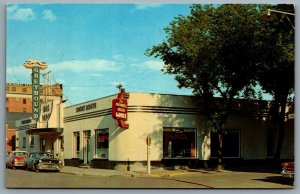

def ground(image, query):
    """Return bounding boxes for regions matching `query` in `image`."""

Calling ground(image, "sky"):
[6,4,195,106]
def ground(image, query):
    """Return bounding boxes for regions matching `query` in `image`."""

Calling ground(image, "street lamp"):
[267,9,295,16]
[267,9,295,30]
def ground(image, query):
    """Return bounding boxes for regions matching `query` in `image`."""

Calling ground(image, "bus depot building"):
[15,92,294,171]
[61,92,294,170]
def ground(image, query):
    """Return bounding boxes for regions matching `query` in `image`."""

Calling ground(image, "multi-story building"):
[5,83,63,152]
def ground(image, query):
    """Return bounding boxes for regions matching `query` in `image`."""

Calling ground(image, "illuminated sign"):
[23,60,48,121]
[112,92,129,129]
[32,66,40,121]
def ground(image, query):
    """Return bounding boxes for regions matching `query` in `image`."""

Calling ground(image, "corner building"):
[63,92,294,170]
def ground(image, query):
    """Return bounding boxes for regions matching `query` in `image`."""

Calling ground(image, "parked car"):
[6,151,29,169]
[281,162,294,178]
[25,152,62,172]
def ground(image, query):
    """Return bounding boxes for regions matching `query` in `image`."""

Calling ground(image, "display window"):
[95,129,108,159]
[163,128,196,158]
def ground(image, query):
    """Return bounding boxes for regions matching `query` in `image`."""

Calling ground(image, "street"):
[5,167,294,189]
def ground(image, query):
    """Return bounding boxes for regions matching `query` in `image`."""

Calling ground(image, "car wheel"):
[25,165,29,171]
[12,165,16,170]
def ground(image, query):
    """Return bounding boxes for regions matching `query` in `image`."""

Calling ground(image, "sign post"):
[146,136,151,174]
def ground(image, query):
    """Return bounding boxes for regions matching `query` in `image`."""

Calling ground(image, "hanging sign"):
[24,59,48,121]
[112,92,129,129]
[41,100,53,122]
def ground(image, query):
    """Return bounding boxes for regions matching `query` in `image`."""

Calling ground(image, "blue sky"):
[6,4,195,106]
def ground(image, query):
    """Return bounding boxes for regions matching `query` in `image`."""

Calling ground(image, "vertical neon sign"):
[32,66,40,121]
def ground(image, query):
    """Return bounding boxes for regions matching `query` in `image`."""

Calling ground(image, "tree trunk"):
[216,129,224,171]
[274,94,288,161]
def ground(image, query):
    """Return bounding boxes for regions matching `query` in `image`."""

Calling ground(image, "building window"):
[163,128,196,158]
[211,129,240,158]
[23,108,26,112]
[30,135,34,147]
[22,137,26,148]
[95,129,109,159]
[73,132,80,158]
[6,86,9,91]
[6,98,9,103]
[22,88,27,93]
[12,87,16,92]
[16,138,19,148]
[23,99,27,104]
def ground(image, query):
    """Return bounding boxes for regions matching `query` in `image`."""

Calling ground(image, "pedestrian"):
[59,148,65,167]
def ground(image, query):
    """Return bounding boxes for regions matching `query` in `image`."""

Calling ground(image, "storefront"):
[15,97,65,157]
[62,92,294,170]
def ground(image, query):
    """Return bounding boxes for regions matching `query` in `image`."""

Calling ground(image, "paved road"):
[5,168,294,189]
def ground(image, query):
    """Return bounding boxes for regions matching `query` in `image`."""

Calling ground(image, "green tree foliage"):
[146,4,266,170]
[146,4,294,168]
[256,4,294,160]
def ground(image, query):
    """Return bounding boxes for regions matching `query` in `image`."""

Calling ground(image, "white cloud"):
[49,59,121,74]
[7,5,36,21]
[134,4,163,10]
[131,60,164,71]
[42,10,57,22]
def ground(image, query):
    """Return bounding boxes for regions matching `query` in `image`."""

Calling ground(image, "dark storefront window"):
[211,129,240,158]
[73,132,80,158]
[95,129,109,159]
[163,128,196,158]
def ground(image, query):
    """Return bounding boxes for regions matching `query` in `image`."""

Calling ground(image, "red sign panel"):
[112,92,129,129]
[112,99,128,120]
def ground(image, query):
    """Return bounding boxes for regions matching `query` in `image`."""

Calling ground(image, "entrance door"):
[83,131,91,164]
[40,138,45,151]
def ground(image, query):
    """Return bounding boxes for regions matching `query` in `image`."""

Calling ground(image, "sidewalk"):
[60,165,226,177]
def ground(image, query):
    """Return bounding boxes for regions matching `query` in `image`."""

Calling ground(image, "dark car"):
[24,152,62,172]
[6,151,29,169]
[281,162,294,178]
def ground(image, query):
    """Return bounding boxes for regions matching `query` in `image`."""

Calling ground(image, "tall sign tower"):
[23,60,48,121]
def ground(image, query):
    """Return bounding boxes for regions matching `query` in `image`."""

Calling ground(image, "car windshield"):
[36,153,53,158]
[14,152,28,157]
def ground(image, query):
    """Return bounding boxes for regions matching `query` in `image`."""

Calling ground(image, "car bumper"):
[13,162,25,167]
[281,171,294,178]
[37,164,61,171]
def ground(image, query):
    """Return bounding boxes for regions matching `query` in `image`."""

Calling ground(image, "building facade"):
[6,83,63,153]
[61,92,294,170]
[15,91,294,170]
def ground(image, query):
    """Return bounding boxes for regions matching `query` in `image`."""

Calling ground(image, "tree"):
[256,4,294,161]
[146,4,264,170]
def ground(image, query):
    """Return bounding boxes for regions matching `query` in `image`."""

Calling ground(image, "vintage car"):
[25,152,62,172]
[281,162,294,178]
[6,151,29,169]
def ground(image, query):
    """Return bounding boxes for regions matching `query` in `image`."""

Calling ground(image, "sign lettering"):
[76,102,97,113]
[32,66,40,121]
[112,92,129,129]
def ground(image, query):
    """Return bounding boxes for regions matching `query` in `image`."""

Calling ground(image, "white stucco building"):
[16,92,294,170]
